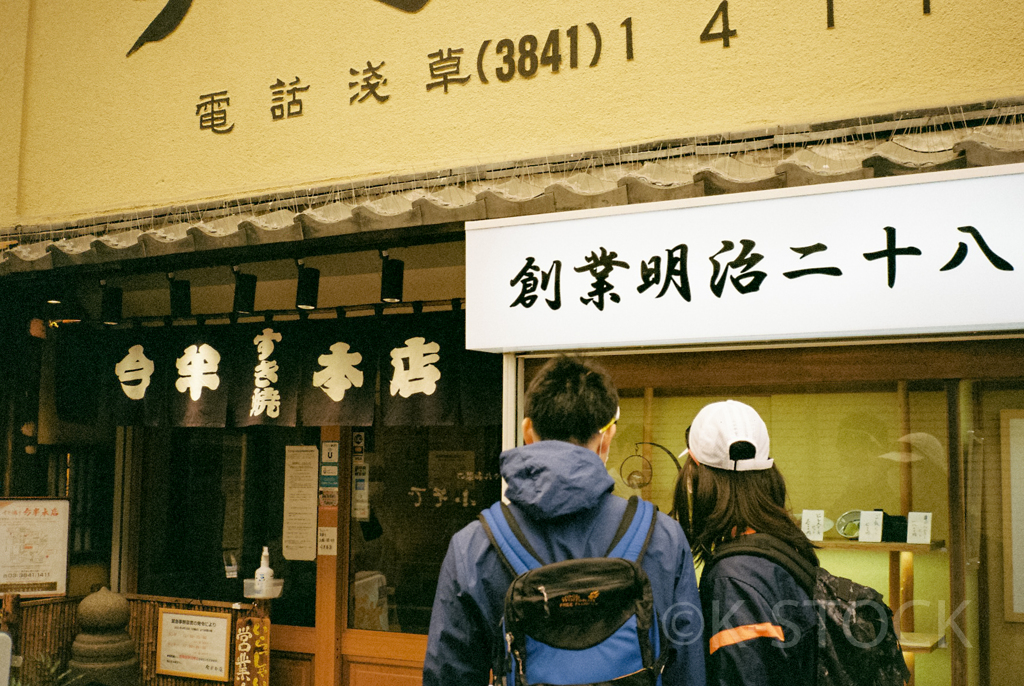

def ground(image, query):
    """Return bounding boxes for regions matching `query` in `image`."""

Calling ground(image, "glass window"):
[605,381,952,686]
[137,426,319,627]
[348,425,501,634]
[608,386,949,544]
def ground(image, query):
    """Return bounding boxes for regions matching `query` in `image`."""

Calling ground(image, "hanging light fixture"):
[50,298,85,325]
[43,280,84,325]
[100,280,123,326]
[233,267,257,315]
[168,273,191,318]
[46,287,65,305]
[295,260,320,310]
[380,250,404,303]
[44,280,70,307]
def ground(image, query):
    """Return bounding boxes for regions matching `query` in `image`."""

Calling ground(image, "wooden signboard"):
[233,616,270,686]
[157,608,232,681]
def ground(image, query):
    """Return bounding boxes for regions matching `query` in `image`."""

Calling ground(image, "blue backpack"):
[479,496,670,686]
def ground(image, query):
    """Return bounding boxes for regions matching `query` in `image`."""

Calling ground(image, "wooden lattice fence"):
[5,594,257,686]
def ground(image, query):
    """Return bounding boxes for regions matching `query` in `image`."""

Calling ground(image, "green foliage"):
[8,654,84,686]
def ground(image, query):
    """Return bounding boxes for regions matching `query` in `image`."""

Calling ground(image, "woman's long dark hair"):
[671,456,818,568]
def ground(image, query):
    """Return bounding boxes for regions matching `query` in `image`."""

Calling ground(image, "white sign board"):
[907,512,933,544]
[801,510,825,542]
[317,526,337,556]
[156,609,231,681]
[0,499,69,596]
[858,511,885,543]
[466,166,1024,352]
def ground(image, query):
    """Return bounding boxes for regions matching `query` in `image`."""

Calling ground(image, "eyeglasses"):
[599,406,620,434]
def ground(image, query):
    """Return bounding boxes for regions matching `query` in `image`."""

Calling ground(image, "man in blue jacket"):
[423,355,705,686]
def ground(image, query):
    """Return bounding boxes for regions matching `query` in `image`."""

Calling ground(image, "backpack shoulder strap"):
[605,495,658,564]
[710,533,816,597]
[478,501,545,576]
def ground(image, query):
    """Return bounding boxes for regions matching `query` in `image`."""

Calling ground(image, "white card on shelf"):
[907,512,933,544]
[801,510,825,541]
[858,510,884,542]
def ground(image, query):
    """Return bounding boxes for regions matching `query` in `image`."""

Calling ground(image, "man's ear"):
[522,418,538,445]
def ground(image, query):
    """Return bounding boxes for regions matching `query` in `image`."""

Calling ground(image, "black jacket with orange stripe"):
[699,552,817,686]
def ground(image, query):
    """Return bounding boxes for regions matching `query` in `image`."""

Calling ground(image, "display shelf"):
[815,538,945,554]
[899,632,945,654]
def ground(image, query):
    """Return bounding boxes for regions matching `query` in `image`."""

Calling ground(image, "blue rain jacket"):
[423,440,706,686]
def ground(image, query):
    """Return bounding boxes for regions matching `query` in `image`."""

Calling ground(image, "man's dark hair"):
[524,355,618,444]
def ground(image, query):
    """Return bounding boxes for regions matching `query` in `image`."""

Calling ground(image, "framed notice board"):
[0,499,70,597]
[157,608,232,681]
[1002,410,1024,622]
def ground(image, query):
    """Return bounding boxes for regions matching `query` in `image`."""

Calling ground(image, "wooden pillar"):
[896,381,914,685]
[947,381,968,686]
[893,381,915,631]
[315,426,344,686]
[898,380,913,516]
[888,551,900,619]
[972,382,989,686]
[899,551,915,633]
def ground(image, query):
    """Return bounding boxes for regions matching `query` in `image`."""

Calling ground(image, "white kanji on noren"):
[251,387,282,418]
[253,328,282,360]
[175,343,221,401]
[253,359,279,387]
[114,344,155,400]
[389,336,441,398]
[250,328,283,418]
[313,342,364,402]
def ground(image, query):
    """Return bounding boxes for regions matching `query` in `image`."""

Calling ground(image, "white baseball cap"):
[688,400,772,471]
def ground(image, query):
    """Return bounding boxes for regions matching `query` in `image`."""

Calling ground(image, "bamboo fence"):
[7,594,257,686]
[13,595,81,686]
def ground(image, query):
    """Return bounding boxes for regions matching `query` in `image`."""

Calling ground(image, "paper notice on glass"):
[283,445,319,561]
[907,512,933,544]
[858,510,885,543]
[801,510,825,541]
[318,526,337,556]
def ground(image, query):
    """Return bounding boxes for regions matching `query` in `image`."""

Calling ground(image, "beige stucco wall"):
[1,1,30,229]
[2,0,1024,228]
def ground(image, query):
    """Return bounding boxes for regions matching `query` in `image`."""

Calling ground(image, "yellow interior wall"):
[3,0,1024,225]
[609,389,955,684]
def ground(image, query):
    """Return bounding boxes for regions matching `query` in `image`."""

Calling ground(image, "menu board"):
[0,499,69,596]
[157,608,232,681]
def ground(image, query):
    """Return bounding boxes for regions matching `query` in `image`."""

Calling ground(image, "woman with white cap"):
[671,399,818,686]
